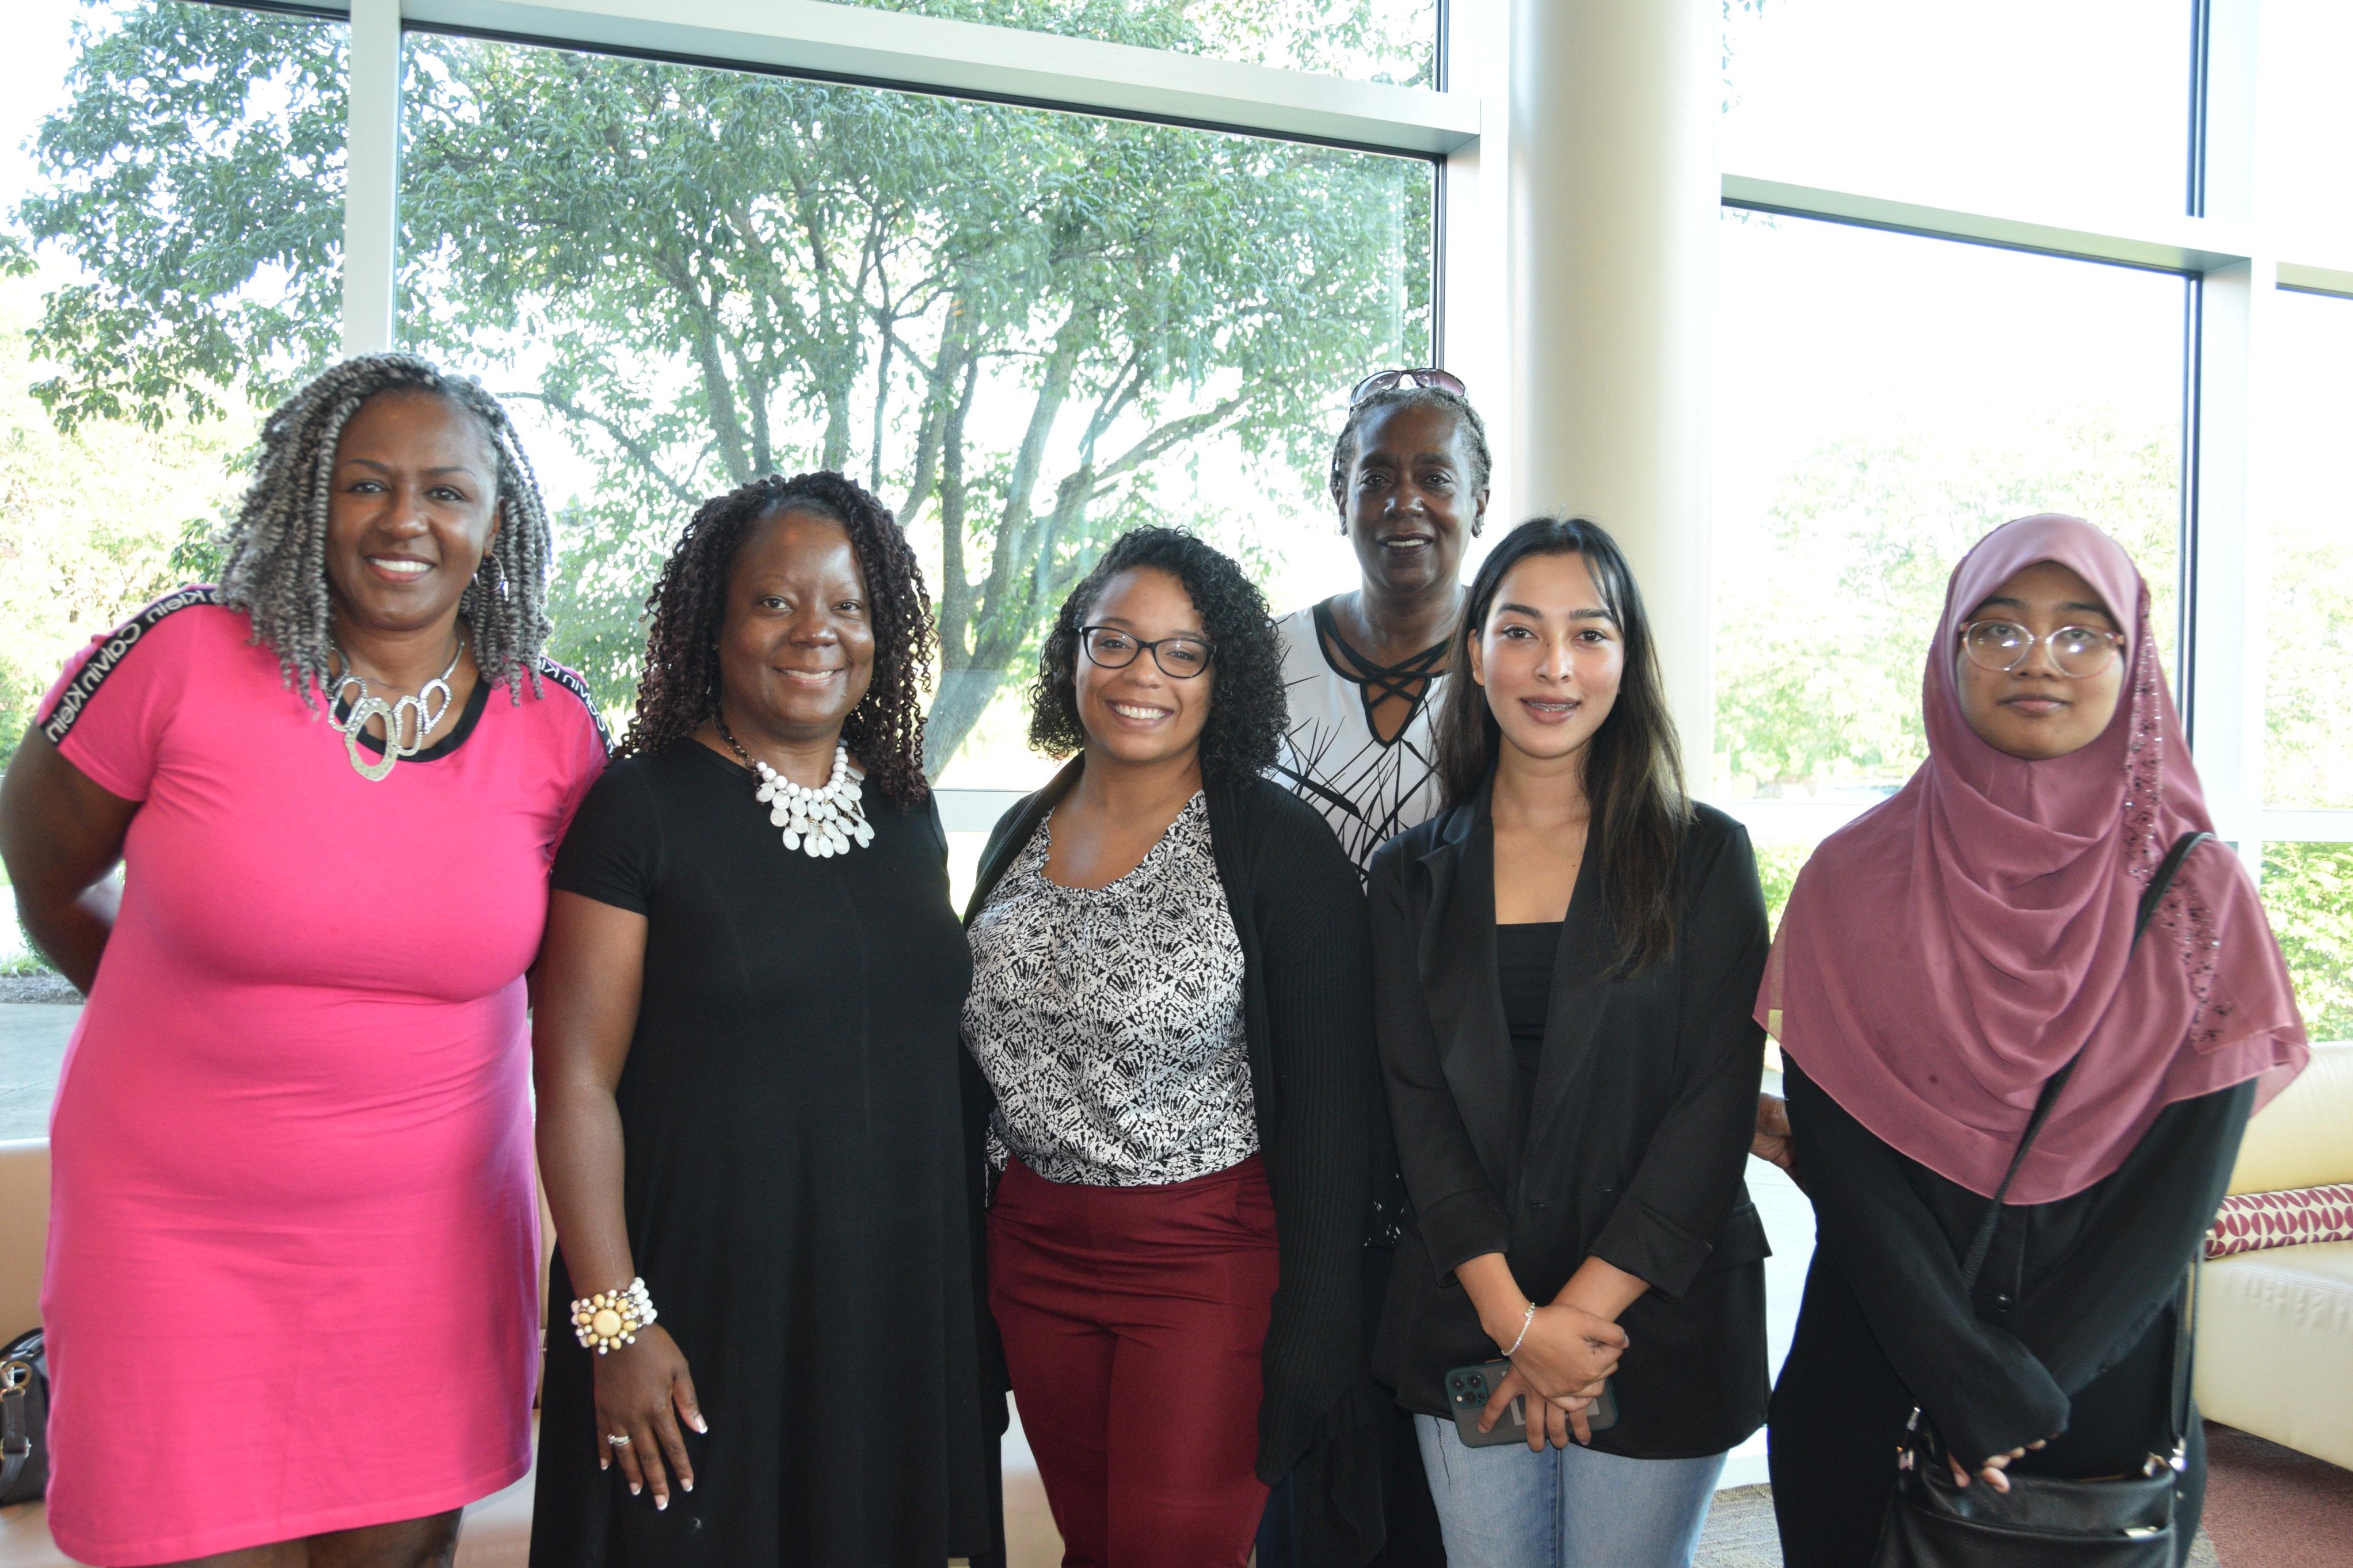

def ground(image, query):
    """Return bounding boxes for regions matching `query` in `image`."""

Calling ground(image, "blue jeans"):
[1414,1414,1726,1568]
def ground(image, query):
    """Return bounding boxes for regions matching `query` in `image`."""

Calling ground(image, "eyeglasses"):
[1080,625,1215,679]
[1958,620,2126,679]
[1349,367,1468,407]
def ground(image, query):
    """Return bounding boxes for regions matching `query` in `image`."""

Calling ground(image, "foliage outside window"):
[9,3,1431,787]
[831,0,1436,86]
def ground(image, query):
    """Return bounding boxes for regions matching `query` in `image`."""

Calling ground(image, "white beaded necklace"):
[717,719,875,857]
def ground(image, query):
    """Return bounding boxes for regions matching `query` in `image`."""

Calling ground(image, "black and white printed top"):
[963,792,1258,1187]
[1271,600,1448,878]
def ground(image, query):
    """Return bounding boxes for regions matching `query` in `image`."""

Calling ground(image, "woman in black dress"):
[529,472,993,1567]
[1762,515,2309,1567]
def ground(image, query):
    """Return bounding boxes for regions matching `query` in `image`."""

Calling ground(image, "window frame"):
[288,0,2353,849]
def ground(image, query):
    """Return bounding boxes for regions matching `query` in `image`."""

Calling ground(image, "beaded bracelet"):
[572,1277,658,1355]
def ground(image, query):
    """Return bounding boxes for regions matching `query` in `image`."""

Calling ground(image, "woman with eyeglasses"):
[1762,516,2308,1567]
[961,527,1376,1568]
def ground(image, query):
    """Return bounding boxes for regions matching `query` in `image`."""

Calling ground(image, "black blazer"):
[961,757,1377,1498]
[1366,781,1772,1459]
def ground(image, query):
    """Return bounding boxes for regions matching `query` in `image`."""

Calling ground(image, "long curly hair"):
[217,352,554,704]
[619,471,936,807]
[1027,527,1285,781]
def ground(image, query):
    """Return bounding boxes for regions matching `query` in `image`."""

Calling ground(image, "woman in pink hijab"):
[1760,515,2306,1567]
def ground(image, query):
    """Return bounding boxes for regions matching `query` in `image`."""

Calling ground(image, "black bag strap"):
[1955,830,2213,1293]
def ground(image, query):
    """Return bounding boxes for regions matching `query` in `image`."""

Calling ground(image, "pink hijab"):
[1760,514,2308,1203]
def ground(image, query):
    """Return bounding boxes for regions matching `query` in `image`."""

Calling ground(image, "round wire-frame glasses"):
[1958,619,2126,678]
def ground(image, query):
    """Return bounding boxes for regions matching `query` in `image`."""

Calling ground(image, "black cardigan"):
[1367,784,1773,1459]
[961,758,1377,1495]
[1783,1059,2254,1466]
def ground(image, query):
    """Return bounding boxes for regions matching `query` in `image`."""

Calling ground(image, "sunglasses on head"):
[1349,367,1468,406]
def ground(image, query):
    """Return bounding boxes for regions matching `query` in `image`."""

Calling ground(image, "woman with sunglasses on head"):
[1274,367,1491,874]
[1257,367,1491,1568]
[1369,517,1773,1568]
[1763,515,2309,1568]
[962,527,1376,1568]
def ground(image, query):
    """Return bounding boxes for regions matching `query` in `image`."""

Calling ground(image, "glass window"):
[828,0,1436,87]
[1714,210,2188,925]
[0,0,347,766]
[2259,287,2353,1041]
[2264,288,2353,812]
[2263,842,2352,1042]
[1720,0,2191,220]
[397,30,1433,790]
[2256,0,2353,254]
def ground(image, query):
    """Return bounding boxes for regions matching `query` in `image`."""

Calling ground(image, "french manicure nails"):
[630,1483,641,1495]
[656,1495,668,1511]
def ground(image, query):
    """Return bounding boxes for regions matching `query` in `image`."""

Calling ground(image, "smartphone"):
[1445,1360,1620,1448]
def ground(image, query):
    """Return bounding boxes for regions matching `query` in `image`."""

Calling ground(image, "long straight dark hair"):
[1436,516,1689,975]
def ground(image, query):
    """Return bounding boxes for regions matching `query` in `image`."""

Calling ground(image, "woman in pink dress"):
[0,354,608,1567]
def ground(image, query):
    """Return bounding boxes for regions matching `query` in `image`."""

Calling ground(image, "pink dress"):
[34,589,607,1566]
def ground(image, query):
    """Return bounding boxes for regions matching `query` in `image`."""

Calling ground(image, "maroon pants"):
[988,1154,1280,1568]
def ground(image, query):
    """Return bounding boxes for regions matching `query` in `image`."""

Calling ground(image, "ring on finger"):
[607,1433,633,1448]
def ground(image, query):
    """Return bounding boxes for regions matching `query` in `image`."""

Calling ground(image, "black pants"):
[1767,1251,2206,1568]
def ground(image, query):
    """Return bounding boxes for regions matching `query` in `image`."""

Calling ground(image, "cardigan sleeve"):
[1249,793,1375,1458]
[1369,845,1513,1280]
[1587,817,1773,1300]
[1785,1060,2072,1464]
[2009,1079,2254,1395]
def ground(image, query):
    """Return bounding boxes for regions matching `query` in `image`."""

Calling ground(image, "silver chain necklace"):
[331,640,462,783]
[716,718,875,857]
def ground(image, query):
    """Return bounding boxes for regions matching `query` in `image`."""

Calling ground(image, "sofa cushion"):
[2228,1040,2353,1197]
[2206,1183,2353,1260]
[2192,1238,2353,1471]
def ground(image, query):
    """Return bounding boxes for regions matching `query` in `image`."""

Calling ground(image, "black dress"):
[1768,1060,2255,1568]
[530,744,994,1568]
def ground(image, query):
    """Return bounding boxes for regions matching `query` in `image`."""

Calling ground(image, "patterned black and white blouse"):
[964,792,1257,1187]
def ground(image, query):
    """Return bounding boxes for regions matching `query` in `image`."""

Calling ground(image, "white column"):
[342,0,403,358]
[1507,0,1718,791]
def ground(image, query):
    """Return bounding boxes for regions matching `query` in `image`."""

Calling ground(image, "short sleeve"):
[534,661,613,855]
[35,592,218,803]
[550,762,658,915]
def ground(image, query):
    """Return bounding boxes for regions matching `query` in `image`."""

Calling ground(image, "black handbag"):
[1872,830,2212,1568]
[1,1326,47,1506]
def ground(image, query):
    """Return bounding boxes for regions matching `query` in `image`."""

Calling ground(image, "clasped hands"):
[1478,1300,1627,1452]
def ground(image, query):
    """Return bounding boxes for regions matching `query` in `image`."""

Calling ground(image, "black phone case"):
[1444,1359,1619,1447]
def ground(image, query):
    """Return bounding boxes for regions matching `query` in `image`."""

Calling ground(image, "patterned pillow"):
[2205,1184,2353,1260]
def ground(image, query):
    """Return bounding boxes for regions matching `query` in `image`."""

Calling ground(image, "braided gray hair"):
[218,352,555,706]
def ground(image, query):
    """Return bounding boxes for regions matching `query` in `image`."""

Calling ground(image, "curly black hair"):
[619,471,936,807]
[1027,527,1286,781]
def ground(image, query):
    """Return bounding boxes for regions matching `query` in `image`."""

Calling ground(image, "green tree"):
[18,1,1430,768]
[1714,413,2180,796]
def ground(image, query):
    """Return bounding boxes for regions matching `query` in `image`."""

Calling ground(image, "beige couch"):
[0,1138,540,1567]
[2192,1039,2353,1469]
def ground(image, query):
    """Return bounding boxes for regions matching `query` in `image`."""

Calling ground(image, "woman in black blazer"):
[960,527,1380,1568]
[1368,518,1770,1568]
